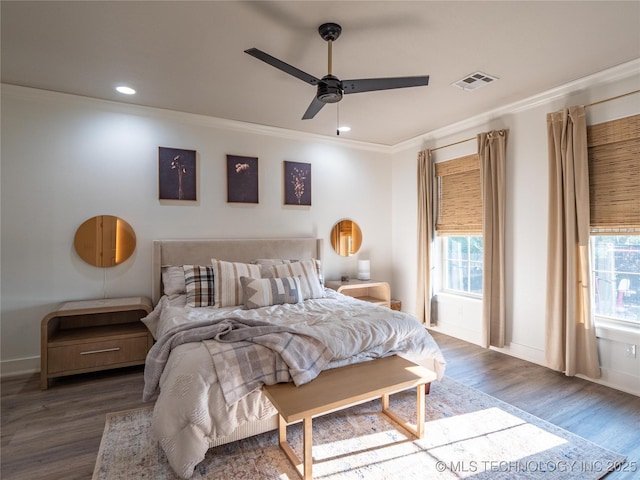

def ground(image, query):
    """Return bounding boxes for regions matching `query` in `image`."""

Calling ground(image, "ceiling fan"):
[245,22,429,120]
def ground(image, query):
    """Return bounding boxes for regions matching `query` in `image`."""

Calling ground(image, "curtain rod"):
[586,89,639,108]
[430,136,475,152]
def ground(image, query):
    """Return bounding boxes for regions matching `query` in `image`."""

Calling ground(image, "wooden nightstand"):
[40,296,153,389]
[325,279,391,308]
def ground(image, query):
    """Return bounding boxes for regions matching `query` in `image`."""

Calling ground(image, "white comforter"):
[143,289,446,479]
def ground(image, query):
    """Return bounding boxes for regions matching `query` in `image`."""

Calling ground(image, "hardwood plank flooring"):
[431,331,640,479]
[1,332,639,479]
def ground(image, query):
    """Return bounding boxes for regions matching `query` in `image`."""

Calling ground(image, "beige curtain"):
[478,130,508,348]
[416,149,433,324]
[546,106,600,378]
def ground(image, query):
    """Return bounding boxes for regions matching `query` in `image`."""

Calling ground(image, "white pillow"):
[240,275,302,309]
[260,259,325,300]
[161,266,186,298]
[211,259,262,307]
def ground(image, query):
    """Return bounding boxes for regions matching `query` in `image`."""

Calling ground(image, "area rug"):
[93,377,626,480]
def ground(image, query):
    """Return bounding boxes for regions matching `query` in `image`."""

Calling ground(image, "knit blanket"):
[143,317,332,403]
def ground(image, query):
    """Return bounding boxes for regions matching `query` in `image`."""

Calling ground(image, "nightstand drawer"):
[47,336,148,374]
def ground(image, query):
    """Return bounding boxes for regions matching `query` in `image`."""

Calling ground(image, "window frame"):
[439,234,483,298]
[590,233,640,329]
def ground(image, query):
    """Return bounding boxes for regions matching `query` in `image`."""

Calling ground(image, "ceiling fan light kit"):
[245,22,429,121]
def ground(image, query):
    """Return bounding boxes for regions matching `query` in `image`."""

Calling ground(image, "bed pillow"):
[240,275,303,309]
[183,265,215,307]
[260,259,325,300]
[252,258,324,286]
[211,259,262,307]
[162,266,186,298]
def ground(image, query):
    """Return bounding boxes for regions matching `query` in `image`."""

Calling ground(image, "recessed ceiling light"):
[116,86,136,95]
[338,126,351,133]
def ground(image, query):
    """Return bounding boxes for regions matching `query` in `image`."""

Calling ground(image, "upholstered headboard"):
[151,238,323,304]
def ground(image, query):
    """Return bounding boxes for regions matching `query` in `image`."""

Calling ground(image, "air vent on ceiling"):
[451,71,499,91]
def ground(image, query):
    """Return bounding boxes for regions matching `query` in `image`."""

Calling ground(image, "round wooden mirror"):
[330,219,362,257]
[74,215,136,267]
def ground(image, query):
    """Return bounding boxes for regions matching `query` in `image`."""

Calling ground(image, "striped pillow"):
[183,265,215,307]
[240,276,302,309]
[252,258,324,286]
[211,259,262,307]
[260,259,325,300]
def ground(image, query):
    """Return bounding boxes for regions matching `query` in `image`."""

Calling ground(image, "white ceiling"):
[2,1,639,146]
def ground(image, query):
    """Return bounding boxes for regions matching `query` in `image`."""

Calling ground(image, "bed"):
[142,237,446,479]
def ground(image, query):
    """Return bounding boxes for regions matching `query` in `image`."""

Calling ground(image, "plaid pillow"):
[240,276,302,309]
[183,265,215,307]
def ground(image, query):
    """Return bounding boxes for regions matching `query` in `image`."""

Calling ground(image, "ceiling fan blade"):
[342,75,429,94]
[244,48,320,85]
[302,96,326,120]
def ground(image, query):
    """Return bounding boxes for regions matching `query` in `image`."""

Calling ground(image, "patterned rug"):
[93,377,626,480]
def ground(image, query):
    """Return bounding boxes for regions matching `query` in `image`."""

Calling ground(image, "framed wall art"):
[227,154,259,203]
[284,160,311,206]
[158,147,196,201]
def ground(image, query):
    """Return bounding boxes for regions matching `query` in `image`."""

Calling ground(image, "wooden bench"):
[263,355,437,480]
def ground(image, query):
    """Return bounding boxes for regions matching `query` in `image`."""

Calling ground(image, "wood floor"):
[2,331,639,479]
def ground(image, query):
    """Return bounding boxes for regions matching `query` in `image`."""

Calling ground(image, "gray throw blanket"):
[142,317,333,403]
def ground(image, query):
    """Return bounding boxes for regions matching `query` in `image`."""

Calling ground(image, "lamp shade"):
[357,260,370,280]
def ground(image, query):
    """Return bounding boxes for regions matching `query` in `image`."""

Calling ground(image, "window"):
[591,236,640,325]
[587,114,640,327]
[434,154,483,297]
[443,235,483,295]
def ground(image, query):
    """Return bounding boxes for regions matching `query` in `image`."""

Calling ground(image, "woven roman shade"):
[434,153,482,234]
[587,114,640,231]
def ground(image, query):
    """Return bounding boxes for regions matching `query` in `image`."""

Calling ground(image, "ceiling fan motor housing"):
[317,75,343,103]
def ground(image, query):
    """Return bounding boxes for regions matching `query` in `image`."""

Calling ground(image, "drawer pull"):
[80,347,121,355]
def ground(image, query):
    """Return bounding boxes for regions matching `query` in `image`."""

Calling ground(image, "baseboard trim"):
[1,356,39,378]
[578,368,640,397]
[427,324,483,347]
[491,342,546,367]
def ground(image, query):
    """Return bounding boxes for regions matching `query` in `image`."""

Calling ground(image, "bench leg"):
[303,417,313,480]
[277,414,313,480]
[381,383,426,439]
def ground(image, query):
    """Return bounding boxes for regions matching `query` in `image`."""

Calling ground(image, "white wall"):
[3,61,639,396]
[0,85,393,374]
[391,61,640,395]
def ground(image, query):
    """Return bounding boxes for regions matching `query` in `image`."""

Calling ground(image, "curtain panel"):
[416,149,433,324]
[545,106,600,379]
[478,129,508,348]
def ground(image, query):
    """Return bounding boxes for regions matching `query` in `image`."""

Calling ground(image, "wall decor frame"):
[158,147,196,201]
[227,154,259,203]
[284,160,311,206]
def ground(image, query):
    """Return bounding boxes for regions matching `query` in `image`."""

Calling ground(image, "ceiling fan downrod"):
[317,23,343,104]
[318,22,341,75]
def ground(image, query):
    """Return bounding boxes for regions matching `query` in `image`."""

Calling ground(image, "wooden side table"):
[40,296,153,389]
[325,279,391,308]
